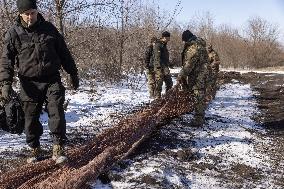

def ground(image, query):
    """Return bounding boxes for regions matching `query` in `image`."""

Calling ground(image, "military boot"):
[52,144,68,164]
[190,116,205,127]
[149,90,155,99]
[27,146,42,163]
[154,91,161,99]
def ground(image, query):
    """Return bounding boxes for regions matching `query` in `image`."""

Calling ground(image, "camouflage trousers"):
[0,98,5,128]
[206,74,218,100]
[146,68,156,98]
[179,81,207,125]
[192,88,207,126]
[155,67,173,98]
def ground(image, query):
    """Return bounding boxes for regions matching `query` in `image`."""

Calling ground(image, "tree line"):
[1,0,283,83]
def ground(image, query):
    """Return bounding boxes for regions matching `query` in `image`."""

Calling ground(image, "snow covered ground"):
[0,70,282,188]
[0,78,153,154]
[92,79,277,189]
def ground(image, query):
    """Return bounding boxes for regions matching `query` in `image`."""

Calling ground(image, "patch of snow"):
[193,83,270,169]
[91,180,112,189]
[221,68,284,74]
[188,173,224,189]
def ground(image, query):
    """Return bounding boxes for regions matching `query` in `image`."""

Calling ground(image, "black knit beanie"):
[162,31,171,38]
[17,0,37,13]
[182,30,194,42]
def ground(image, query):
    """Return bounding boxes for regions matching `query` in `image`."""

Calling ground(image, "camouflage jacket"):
[0,13,78,84]
[153,40,169,69]
[208,49,220,75]
[179,37,209,90]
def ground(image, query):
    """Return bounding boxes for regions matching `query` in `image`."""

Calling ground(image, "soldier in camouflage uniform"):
[177,30,209,127]
[153,31,173,98]
[144,37,157,98]
[0,0,79,164]
[0,89,5,125]
[206,44,220,99]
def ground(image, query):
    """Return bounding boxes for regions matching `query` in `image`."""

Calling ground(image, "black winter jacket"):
[0,13,78,83]
[144,44,154,69]
[153,40,169,69]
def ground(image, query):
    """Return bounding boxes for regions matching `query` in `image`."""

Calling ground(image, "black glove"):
[169,63,174,69]
[1,85,12,100]
[70,74,79,90]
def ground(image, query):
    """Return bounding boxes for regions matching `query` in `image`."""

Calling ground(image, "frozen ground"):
[0,79,152,156]
[93,80,278,189]
[0,70,283,189]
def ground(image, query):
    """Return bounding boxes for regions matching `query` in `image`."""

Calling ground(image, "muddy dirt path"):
[243,72,284,188]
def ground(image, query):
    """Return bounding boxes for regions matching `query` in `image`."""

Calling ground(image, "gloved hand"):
[70,74,79,90]
[168,63,174,69]
[1,84,12,100]
[164,67,171,75]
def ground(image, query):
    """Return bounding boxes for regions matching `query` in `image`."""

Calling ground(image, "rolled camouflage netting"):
[0,85,196,189]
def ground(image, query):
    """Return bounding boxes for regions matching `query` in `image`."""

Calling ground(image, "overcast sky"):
[156,0,284,41]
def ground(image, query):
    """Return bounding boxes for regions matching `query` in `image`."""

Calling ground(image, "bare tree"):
[1,0,283,85]
[39,0,112,36]
[245,17,281,68]
[0,0,17,55]
[1,0,16,24]
[162,0,182,30]
[192,11,216,42]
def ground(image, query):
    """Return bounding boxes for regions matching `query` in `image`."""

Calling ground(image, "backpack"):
[0,95,25,134]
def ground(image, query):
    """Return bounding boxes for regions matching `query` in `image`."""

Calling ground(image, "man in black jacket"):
[153,31,173,98]
[0,0,79,164]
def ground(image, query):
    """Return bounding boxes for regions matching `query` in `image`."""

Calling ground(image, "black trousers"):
[19,77,66,148]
